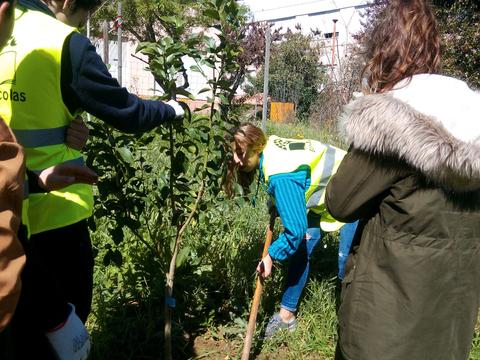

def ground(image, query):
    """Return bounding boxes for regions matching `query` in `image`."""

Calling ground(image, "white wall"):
[92,39,163,97]
[91,39,215,99]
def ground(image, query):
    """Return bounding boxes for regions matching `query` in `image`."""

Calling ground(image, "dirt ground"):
[191,334,325,360]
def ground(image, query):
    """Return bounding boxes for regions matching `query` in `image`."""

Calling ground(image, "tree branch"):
[130,53,149,65]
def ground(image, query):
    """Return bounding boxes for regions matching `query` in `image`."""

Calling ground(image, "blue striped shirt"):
[260,155,312,261]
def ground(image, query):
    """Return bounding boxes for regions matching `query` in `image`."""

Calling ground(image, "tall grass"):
[259,279,338,359]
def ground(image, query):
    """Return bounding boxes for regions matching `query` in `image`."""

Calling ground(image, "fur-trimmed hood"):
[340,74,480,192]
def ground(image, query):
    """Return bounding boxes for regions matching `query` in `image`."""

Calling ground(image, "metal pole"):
[261,24,271,132]
[86,11,90,38]
[331,19,338,77]
[103,20,109,64]
[117,1,123,86]
[86,12,92,123]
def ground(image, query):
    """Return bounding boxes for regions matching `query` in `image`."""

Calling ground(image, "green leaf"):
[217,79,232,90]
[218,94,229,105]
[187,144,198,154]
[165,53,178,64]
[197,87,211,95]
[176,246,190,268]
[204,37,217,49]
[175,87,195,100]
[137,42,159,56]
[175,182,190,192]
[191,65,204,74]
[117,147,134,163]
[193,264,213,275]
[110,227,124,245]
[193,104,211,112]
[204,9,220,20]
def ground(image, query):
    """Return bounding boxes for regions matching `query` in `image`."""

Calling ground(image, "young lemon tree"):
[87,0,257,358]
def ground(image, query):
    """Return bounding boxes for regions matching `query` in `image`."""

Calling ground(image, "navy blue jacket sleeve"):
[61,33,176,134]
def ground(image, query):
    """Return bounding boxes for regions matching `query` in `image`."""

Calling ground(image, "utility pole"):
[86,12,90,38]
[261,23,271,132]
[103,20,109,64]
[117,1,123,86]
[331,19,338,78]
[86,13,92,122]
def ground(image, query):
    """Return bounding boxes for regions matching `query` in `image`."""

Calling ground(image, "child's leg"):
[280,226,321,314]
[338,221,358,280]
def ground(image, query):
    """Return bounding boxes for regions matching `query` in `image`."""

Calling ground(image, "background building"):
[243,0,369,67]
[90,0,369,99]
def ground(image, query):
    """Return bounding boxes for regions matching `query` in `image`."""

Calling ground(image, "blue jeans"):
[280,221,358,312]
[338,221,358,280]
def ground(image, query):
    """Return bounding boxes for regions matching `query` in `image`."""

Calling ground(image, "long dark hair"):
[362,0,441,93]
[224,123,267,198]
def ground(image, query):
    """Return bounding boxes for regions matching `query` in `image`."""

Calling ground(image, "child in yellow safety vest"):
[225,122,357,338]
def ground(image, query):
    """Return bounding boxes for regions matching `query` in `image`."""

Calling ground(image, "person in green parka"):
[325,0,480,359]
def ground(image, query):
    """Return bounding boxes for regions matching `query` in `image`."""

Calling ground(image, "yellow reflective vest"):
[0,7,93,235]
[261,135,346,232]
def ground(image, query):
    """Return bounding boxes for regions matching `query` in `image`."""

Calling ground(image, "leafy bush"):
[247,30,328,118]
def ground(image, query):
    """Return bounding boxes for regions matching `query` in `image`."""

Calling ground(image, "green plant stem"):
[168,123,176,219]
[164,74,216,359]
[164,180,205,360]
[164,110,177,360]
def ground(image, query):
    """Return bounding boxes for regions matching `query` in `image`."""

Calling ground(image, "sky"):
[239,0,325,14]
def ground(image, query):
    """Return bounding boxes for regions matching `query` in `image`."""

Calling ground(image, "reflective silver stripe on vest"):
[13,126,68,148]
[306,146,336,209]
[32,157,85,174]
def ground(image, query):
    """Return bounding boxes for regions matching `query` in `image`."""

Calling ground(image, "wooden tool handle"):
[241,213,276,360]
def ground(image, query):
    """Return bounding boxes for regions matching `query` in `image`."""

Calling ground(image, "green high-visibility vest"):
[0,7,93,235]
[262,135,346,232]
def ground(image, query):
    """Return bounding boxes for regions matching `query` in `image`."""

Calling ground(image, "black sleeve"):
[60,33,176,134]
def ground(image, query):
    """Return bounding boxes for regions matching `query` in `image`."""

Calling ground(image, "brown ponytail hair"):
[224,123,267,198]
[363,0,441,93]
